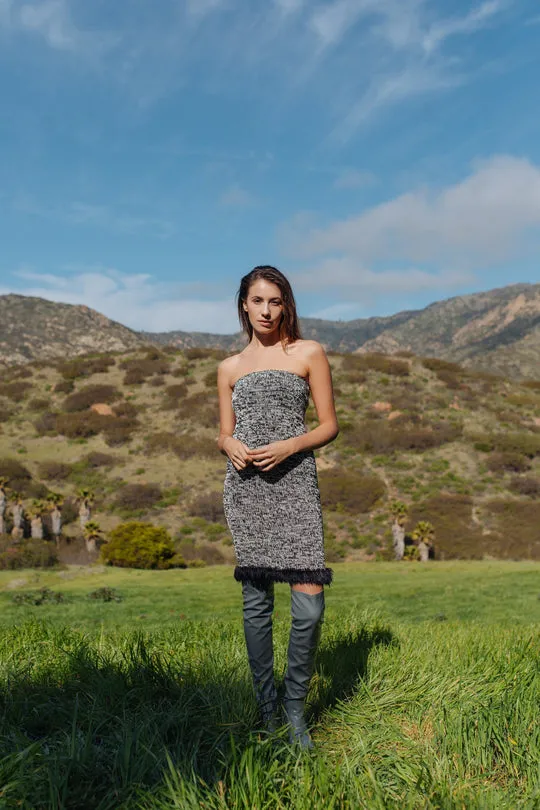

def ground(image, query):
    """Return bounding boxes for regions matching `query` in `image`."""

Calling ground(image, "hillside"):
[0,346,539,565]
[0,295,144,366]
[1,283,539,380]
[142,283,540,380]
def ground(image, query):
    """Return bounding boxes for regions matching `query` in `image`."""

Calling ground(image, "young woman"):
[217,265,339,749]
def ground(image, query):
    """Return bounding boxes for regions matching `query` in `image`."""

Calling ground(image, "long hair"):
[237,266,302,346]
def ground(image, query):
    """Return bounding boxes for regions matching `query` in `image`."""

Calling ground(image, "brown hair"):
[237,266,302,346]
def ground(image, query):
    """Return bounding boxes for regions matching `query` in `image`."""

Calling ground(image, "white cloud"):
[18,0,77,50]
[423,1,504,54]
[286,156,540,268]
[274,0,304,14]
[3,267,239,333]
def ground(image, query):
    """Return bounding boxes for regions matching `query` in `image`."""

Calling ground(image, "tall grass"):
[0,611,538,808]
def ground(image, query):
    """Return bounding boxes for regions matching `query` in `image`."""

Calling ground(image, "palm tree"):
[0,477,9,536]
[411,520,435,562]
[29,499,46,540]
[47,492,64,546]
[77,488,95,531]
[390,500,408,561]
[10,492,24,540]
[83,520,103,554]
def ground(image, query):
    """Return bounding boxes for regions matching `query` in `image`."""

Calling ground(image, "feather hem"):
[234,566,333,586]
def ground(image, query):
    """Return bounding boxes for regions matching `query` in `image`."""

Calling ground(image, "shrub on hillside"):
[176,540,225,566]
[342,419,462,453]
[318,468,386,513]
[173,435,217,459]
[119,356,170,377]
[342,353,409,376]
[523,380,540,391]
[421,357,462,373]
[63,384,121,413]
[55,411,108,438]
[0,537,58,570]
[471,432,540,458]
[27,397,50,411]
[509,477,540,498]
[188,491,226,523]
[54,379,75,394]
[408,493,485,559]
[57,356,115,380]
[484,499,540,558]
[34,411,60,436]
[161,383,188,409]
[487,452,531,474]
[84,451,117,468]
[114,483,163,512]
[149,375,165,387]
[101,522,180,569]
[203,370,217,387]
[123,369,147,386]
[0,458,48,498]
[37,461,73,481]
[0,404,14,423]
[103,417,139,447]
[0,381,32,402]
[112,401,140,418]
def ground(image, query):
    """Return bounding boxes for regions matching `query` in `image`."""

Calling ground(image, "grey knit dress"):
[223,369,333,586]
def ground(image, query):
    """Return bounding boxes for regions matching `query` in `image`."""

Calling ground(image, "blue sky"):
[1,0,539,334]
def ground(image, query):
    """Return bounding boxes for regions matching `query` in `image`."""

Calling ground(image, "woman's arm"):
[217,359,253,470]
[250,343,339,471]
[289,342,339,454]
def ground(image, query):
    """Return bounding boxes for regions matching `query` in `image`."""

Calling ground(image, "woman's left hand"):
[249,439,295,471]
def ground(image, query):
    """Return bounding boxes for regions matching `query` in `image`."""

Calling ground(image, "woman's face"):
[243,279,283,336]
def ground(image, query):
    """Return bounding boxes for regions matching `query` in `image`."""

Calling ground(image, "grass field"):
[0,562,539,808]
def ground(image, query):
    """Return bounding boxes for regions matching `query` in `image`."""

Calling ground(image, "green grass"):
[0,563,539,808]
[1,561,540,628]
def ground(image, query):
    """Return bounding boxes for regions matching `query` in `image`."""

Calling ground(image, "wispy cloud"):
[283,154,540,299]
[13,195,176,238]
[1,0,116,54]
[422,1,505,54]
[3,266,238,333]
[286,155,540,265]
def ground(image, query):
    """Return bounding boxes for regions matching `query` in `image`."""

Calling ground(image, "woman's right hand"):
[223,437,253,471]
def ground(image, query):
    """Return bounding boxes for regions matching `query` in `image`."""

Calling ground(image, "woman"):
[217,265,339,749]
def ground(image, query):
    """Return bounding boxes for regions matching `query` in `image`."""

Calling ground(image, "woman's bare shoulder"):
[218,353,245,386]
[291,339,327,361]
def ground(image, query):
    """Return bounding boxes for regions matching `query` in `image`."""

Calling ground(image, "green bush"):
[103,417,139,447]
[101,522,179,569]
[63,384,121,413]
[11,586,64,604]
[88,587,122,602]
[319,468,386,513]
[0,404,14,423]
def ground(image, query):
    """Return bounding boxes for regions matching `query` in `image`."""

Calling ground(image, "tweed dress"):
[223,369,333,586]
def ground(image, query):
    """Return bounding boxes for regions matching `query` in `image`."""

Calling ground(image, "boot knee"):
[291,590,325,628]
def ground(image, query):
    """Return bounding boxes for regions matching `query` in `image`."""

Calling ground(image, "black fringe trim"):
[234,566,333,586]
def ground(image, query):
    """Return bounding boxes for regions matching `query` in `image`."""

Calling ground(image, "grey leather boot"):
[242,580,278,730]
[283,589,325,750]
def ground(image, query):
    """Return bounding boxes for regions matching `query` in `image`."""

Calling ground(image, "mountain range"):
[1,282,539,379]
